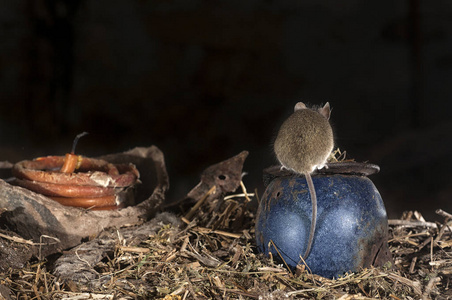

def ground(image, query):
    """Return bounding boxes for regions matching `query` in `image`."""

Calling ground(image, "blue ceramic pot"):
[255,165,392,278]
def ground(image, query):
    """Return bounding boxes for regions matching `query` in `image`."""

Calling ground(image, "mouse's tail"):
[303,172,317,260]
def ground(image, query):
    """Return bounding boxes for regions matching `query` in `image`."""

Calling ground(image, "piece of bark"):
[0,146,169,257]
[167,151,249,211]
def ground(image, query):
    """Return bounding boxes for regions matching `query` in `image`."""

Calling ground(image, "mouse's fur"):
[274,102,333,173]
[273,102,334,260]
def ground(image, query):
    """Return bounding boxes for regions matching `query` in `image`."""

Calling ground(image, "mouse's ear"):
[294,102,306,111]
[319,102,331,120]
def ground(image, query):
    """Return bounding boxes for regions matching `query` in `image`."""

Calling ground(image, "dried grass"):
[1,182,452,300]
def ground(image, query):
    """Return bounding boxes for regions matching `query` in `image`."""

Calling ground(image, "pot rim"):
[263,162,380,185]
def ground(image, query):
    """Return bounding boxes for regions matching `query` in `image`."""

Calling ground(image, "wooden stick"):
[0,232,36,245]
[184,186,216,221]
[436,209,452,220]
[388,219,439,229]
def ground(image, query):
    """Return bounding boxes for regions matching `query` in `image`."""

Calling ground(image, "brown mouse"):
[273,102,334,260]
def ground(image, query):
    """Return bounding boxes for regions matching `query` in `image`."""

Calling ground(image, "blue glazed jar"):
[255,163,392,278]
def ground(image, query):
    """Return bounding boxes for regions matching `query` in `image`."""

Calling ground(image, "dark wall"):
[1,1,451,220]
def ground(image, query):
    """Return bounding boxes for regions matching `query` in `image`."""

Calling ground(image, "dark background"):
[1,1,451,220]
